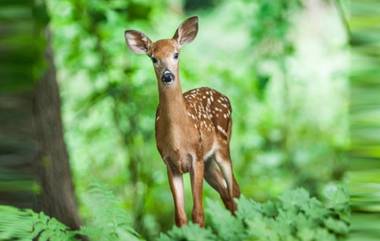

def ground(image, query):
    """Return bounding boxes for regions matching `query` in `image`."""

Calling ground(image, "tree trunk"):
[0,1,80,230]
[32,29,81,229]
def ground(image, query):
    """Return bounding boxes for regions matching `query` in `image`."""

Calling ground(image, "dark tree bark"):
[32,30,81,229]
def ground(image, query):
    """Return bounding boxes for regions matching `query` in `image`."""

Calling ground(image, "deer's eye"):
[151,57,157,64]
[174,53,179,59]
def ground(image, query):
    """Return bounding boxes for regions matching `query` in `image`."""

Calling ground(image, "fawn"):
[124,16,240,227]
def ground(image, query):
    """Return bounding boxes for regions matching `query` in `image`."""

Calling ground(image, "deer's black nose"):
[161,70,175,84]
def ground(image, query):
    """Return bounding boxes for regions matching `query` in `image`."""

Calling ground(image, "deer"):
[124,16,240,227]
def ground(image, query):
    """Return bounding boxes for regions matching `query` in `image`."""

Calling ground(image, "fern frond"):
[205,198,245,241]
[0,185,350,241]
[0,184,144,241]
[157,222,216,241]
[77,183,143,241]
[0,205,76,241]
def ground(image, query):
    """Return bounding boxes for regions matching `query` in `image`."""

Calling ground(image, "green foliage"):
[0,184,142,241]
[0,187,350,241]
[4,0,379,240]
[249,0,302,56]
[46,0,350,238]
[160,187,350,241]
[0,0,48,92]
[205,187,350,241]
[157,223,215,241]
[0,205,76,241]
[78,184,143,241]
[345,0,380,240]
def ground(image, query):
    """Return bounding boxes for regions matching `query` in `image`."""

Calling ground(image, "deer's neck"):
[158,81,187,125]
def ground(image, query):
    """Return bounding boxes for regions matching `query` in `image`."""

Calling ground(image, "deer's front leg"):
[190,157,205,227]
[167,167,187,226]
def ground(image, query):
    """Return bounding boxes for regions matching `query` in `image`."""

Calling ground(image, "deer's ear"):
[124,30,152,54]
[173,16,198,47]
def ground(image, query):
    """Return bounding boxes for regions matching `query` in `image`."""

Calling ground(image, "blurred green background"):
[1,0,379,240]
[49,0,350,237]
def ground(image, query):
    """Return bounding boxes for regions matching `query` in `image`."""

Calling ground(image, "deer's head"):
[124,16,198,88]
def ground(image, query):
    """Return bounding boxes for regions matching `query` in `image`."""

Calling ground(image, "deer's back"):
[183,87,232,143]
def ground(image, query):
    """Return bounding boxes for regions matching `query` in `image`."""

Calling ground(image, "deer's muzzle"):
[161,70,175,84]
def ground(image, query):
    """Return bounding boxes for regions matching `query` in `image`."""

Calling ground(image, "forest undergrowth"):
[0,184,350,241]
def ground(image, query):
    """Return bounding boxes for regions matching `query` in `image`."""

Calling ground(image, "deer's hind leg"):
[204,155,239,213]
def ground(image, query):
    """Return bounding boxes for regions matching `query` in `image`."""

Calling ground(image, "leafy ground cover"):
[0,185,349,241]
